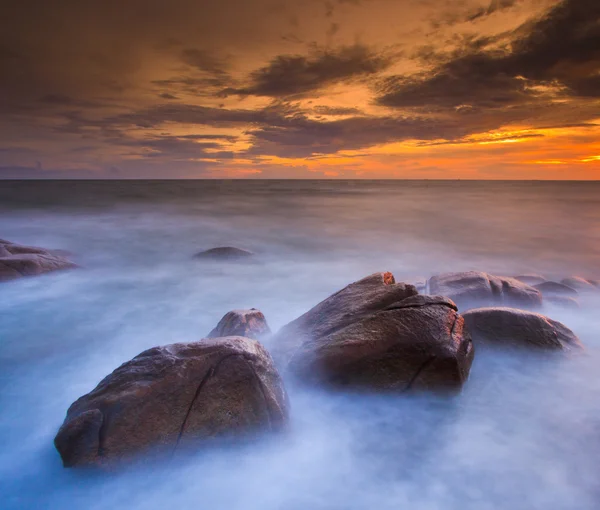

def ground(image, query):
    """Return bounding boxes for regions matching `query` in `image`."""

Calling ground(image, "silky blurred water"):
[0,180,599,510]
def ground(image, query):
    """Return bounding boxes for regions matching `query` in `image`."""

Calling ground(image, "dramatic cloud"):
[222,44,391,98]
[0,0,598,178]
[379,0,600,109]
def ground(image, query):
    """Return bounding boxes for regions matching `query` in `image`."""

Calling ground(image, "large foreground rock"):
[286,294,474,391]
[463,307,582,350]
[272,272,417,366]
[0,239,76,282]
[428,271,542,310]
[54,337,289,468]
[208,309,270,339]
[194,247,254,260]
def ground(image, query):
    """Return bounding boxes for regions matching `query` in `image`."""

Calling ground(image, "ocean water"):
[0,180,599,510]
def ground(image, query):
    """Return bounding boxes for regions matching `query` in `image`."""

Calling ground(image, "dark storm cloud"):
[379,0,600,109]
[312,106,363,115]
[222,44,391,98]
[246,114,469,157]
[432,0,524,27]
[466,0,523,22]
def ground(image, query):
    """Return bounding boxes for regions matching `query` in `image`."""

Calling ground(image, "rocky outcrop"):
[194,247,254,260]
[0,239,77,282]
[54,336,289,468]
[286,293,474,392]
[271,272,418,366]
[208,309,270,340]
[463,307,582,350]
[534,281,578,297]
[428,271,542,310]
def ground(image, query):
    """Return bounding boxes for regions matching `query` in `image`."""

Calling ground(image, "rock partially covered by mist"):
[463,307,582,350]
[194,246,254,260]
[0,239,77,282]
[54,336,289,468]
[561,276,599,292]
[287,293,474,392]
[272,272,417,366]
[545,296,580,309]
[513,274,547,286]
[534,281,578,297]
[208,309,271,340]
[428,271,542,310]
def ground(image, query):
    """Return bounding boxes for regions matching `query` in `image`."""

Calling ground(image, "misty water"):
[1,180,599,509]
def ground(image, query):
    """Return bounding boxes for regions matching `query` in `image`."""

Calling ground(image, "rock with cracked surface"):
[0,239,77,282]
[271,272,418,366]
[207,309,271,340]
[463,307,582,350]
[428,271,542,310]
[286,293,474,392]
[54,336,289,468]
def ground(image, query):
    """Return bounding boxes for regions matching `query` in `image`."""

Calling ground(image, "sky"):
[1,0,599,179]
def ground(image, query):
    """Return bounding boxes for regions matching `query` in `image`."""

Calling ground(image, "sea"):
[0,180,599,510]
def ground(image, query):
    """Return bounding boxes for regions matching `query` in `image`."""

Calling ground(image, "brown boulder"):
[271,272,418,366]
[286,293,474,392]
[428,271,542,310]
[0,239,76,282]
[54,336,289,468]
[463,307,582,350]
[208,309,270,339]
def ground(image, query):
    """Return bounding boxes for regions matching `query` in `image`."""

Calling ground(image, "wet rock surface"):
[463,307,582,350]
[54,336,289,468]
[271,272,418,366]
[286,293,474,392]
[0,239,77,282]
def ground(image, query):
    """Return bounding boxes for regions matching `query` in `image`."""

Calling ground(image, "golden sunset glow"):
[1,0,599,179]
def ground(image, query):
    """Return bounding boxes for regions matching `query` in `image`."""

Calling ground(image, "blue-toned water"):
[1,180,599,509]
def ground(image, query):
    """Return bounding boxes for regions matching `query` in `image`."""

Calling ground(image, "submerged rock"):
[545,296,580,309]
[534,281,578,297]
[208,309,271,340]
[561,277,598,292]
[463,307,582,350]
[428,271,542,310]
[194,247,254,260]
[272,272,417,366]
[54,336,289,468]
[513,274,547,286]
[286,293,474,392]
[0,239,77,282]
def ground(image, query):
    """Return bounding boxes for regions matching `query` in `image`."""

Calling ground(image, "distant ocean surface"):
[1,180,599,510]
